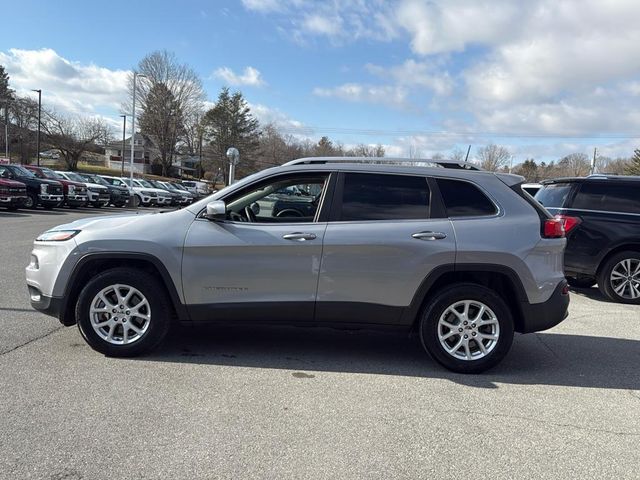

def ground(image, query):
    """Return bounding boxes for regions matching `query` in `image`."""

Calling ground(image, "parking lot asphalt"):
[0,207,638,480]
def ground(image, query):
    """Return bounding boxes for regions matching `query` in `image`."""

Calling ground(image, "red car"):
[0,175,28,210]
[24,166,88,208]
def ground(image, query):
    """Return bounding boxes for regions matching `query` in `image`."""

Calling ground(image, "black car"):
[78,173,130,207]
[535,175,640,304]
[0,164,64,209]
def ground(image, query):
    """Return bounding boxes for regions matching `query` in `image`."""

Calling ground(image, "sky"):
[1,0,640,164]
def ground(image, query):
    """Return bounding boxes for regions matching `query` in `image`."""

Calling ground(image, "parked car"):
[0,164,63,209]
[77,173,130,207]
[55,171,110,208]
[0,174,28,210]
[26,157,569,374]
[181,180,209,197]
[535,175,640,304]
[147,180,182,206]
[116,177,158,207]
[125,178,173,207]
[23,166,88,208]
[168,182,196,204]
[522,183,542,197]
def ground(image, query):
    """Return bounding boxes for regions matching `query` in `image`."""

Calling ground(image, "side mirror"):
[205,200,227,221]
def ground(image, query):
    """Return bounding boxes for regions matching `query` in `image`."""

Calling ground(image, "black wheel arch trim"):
[58,251,189,326]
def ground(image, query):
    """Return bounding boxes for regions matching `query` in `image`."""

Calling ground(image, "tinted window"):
[436,179,497,217]
[340,173,430,221]
[535,183,573,208]
[573,182,640,214]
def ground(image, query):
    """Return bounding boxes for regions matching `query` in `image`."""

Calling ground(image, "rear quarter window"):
[436,178,497,217]
[573,182,640,214]
[535,183,573,208]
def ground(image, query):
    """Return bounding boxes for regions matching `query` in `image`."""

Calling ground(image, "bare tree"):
[449,147,467,162]
[128,50,205,175]
[345,144,385,157]
[477,144,511,172]
[42,111,110,170]
[558,153,590,177]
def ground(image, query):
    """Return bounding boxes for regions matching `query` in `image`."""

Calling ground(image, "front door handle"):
[412,231,447,241]
[283,232,317,241]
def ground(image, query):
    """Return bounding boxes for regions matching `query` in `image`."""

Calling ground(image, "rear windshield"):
[535,183,573,208]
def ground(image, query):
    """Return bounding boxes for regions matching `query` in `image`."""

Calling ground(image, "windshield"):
[38,167,59,179]
[62,172,86,182]
[137,179,153,188]
[10,165,35,177]
[86,175,109,186]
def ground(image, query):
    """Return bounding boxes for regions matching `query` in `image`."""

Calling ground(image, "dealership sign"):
[0,158,10,165]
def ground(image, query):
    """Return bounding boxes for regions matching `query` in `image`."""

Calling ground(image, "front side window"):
[339,173,430,221]
[436,178,497,217]
[226,174,329,223]
[573,182,640,214]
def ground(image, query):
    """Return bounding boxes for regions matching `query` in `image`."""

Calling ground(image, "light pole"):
[226,147,239,185]
[31,89,41,166]
[120,114,126,176]
[2,100,8,159]
[129,72,146,206]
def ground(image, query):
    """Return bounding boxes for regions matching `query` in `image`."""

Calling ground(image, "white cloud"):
[313,83,408,108]
[213,66,265,87]
[241,0,282,13]
[366,59,453,96]
[302,14,342,37]
[0,48,129,117]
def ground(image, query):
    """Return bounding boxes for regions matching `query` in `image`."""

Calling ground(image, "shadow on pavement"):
[139,324,640,390]
[569,286,613,303]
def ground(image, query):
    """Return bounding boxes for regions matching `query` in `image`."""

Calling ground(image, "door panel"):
[182,219,327,322]
[316,218,456,324]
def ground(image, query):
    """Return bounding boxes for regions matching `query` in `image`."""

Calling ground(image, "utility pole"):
[464,144,471,162]
[591,147,597,175]
[120,115,126,176]
[3,102,8,159]
[31,89,41,166]
[129,72,146,206]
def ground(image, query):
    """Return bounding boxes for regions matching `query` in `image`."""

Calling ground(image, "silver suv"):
[26,158,569,373]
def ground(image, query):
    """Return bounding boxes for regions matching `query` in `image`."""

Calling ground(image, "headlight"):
[40,184,48,194]
[36,230,81,242]
[89,186,101,193]
[0,187,8,195]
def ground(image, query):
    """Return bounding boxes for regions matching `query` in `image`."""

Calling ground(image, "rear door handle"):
[283,232,317,241]
[412,231,447,241]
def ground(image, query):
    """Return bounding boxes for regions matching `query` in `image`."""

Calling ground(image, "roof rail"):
[283,157,483,171]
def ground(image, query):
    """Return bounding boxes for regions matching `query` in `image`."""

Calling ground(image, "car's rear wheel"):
[419,283,514,374]
[566,275,596,289]
[598,251,640,304]
[76,268,171,356]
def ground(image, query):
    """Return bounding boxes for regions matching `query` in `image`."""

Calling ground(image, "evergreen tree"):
[0,65,13,103]
[202,87,260,182]
[625,149,640,175]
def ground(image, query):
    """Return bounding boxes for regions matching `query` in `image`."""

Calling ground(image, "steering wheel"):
[244,206,257,222]
[229,211,246,222]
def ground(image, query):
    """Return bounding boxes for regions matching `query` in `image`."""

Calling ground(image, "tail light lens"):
[554,215,581,234]
[543,218,565,238]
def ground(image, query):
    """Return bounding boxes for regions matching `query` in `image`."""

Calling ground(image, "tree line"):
[2,54,640,181]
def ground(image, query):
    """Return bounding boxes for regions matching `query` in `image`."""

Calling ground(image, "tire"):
[24,193,37,209]
[75,268,172,357]
[597,251,640,304]
[419,283,514,374]
[566,275,596,289]
[133,195,142,208]
[92,202,102,208]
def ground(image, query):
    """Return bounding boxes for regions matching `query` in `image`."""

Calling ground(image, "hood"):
[84,182,108,190]
[0,178,26,187]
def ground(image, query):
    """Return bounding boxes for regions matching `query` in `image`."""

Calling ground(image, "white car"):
[122,178,172,207]
[55,171,110,207]
[181,180,209,197]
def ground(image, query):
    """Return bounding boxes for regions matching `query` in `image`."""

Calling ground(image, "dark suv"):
[535,175,640,304]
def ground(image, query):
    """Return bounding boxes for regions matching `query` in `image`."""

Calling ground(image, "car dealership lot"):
[1,209,638,479]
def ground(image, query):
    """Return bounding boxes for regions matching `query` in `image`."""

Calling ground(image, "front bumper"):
[156,196,172,205]
[39,194,64,204]
[66,194,88,206]
[0,195,27,206]
[88,192,111,205]
[518,280,570,333]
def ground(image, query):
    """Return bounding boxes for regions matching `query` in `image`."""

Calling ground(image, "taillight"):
[554,215,581,234]
[543,218,565,238]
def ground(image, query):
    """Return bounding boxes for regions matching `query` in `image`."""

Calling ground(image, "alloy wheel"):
[610,258,640,300]
[89,284,151,345]
[437,300,500,361]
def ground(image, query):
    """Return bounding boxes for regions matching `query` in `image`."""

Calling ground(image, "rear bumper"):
[518,281,570,333]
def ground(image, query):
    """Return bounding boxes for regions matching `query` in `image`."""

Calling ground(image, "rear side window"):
[573,182,640,214]
[436,179,497,217]
[340,173,430,221]
[535,183,573,208]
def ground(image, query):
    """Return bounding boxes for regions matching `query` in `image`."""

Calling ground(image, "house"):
[104,133,157,174]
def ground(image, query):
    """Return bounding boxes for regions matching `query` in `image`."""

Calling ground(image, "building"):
[104,133,157,174]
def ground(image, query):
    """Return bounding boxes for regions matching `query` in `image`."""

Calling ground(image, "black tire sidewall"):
[25,193,37,209]
[76,268,171,356]
[598,251,640,304]
[420,283,514,374]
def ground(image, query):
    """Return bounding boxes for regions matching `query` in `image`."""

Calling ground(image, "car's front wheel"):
[419,283,514,374]
[76,268,171,356]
